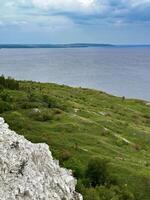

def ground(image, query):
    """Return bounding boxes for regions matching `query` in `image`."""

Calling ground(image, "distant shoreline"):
[0,43,150,49]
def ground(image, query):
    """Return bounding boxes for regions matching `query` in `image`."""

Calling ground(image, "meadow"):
[0,76,150,200]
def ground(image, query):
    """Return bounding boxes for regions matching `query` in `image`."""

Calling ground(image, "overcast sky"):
[0,0,150,44]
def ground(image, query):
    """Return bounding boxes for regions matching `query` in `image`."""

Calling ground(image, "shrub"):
[96,185,135,200]
[29,109,54,121]
[115,139,128,147]
[0,91,13,102]
[97,185,118,200]
[27,92,42,102]
[59,149,72,162]
[0,101,12,113]
[43,95,68,111]
[53,108,62,115]
[120,189,135,200]
[85,157,110,187]
[84,188,99,200]
[133,144,140,151]
[77,183,135,200]
[19,102,43,109]
[3,112,25,131]
[76,178,90,193]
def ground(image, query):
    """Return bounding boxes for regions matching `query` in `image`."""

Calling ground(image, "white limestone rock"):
[0,117,83,200]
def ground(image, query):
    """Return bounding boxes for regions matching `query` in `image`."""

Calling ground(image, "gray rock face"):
[0,117,83,200]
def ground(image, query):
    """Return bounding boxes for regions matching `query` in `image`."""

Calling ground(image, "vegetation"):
[0,76,150,199]
[85,158,111,187]
[0,75,19,90]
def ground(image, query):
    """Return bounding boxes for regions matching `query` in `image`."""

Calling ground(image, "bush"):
[3,112,26,131]
[96,185,135,200]
[27,92,42,102]
[120,189,135,200]
[43,95,68,111]
[77,183,135,200]
[59,149,72,162]
[85,157,110,187]
[84,188,99,200]
[0,101,12,113]
[76,157,135,200]
[29,109,54,121]
[0,91,13,102]
[97,185,118,200]
[19,102,45,109]
[76,178,90,193]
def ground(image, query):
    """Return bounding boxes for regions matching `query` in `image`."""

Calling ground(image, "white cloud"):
[1,0,150,28]
[15,0,108,14]
[125,0,150,7]
[31,0,96,11]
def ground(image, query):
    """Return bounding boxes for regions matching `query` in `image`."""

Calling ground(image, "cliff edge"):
[0,117,82,200]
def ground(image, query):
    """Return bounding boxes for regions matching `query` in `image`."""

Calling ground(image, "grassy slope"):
[1,81,150,199]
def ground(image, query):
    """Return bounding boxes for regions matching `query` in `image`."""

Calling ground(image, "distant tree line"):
[0,75,19,90]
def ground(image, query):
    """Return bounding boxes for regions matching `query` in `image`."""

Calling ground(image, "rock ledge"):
[0,117,82,200]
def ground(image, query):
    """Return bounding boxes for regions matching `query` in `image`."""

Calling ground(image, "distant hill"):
[0,43,115,48]
[0,43,150,49]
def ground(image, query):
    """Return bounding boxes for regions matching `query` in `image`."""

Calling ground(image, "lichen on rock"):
[0,117,82,200]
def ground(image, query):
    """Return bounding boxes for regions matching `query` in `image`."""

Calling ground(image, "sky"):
[0,0,150,44]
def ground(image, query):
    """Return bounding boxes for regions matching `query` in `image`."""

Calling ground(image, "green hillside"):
[0,76,150,200]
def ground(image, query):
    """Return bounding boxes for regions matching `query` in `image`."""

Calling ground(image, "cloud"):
[128,0,150,7]
[18,0,107,13]
[0,0,150,44]
[1,0,150,28]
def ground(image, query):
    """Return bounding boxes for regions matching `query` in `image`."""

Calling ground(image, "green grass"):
[0,79,150,200]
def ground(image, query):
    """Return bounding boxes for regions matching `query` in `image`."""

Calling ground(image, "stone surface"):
[0,117,82,200]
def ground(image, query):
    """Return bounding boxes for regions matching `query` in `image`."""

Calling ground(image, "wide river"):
[0,47,150,100]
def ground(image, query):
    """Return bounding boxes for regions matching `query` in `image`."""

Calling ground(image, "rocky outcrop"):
[0,117,82,200]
